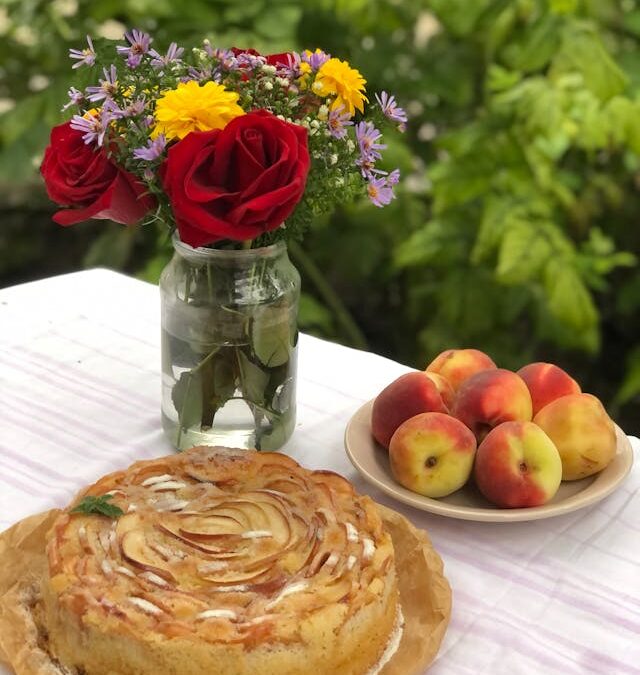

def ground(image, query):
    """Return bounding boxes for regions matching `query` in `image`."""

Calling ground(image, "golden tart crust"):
[42,447,399,674]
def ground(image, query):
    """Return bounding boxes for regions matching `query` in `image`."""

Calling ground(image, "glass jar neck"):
[172,234,286,266]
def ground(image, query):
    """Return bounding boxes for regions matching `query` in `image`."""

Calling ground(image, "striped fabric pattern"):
[0,269,638,674]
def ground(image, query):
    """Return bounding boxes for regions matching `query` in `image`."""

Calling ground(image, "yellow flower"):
[152,81,244,141]
[313,58,368,116]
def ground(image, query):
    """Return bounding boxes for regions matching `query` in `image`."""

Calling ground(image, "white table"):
[1,269,638,675]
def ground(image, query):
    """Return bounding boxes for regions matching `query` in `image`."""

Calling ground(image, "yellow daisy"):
[312,58,368,116]
[152,81,244,141]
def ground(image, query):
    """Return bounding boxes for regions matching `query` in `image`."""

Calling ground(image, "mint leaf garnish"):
[70,494,124,518]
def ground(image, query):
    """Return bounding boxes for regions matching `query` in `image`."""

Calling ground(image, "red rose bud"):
[161,110,310,247]
[41,122,155,226]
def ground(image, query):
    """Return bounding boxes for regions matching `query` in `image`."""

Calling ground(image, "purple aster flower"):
[236,52,266,69]
[375,91,408,128]
[149,42,184,69]
[70,104,115,147]
[301,49,330,71]
[208,46,235,64]
[61,87,85,111]
[86,65,119,102]
[133,135,167,161]
[327,106,353,140]
[367,176,395,207]
[387,168,401,185]
[111,96,146,119]
[116,29,152,68]
[69,35,96,69]
[187,65,217,82]
[355,121,386,163]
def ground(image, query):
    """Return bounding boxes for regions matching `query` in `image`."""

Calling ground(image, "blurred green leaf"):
[83,226,136,270]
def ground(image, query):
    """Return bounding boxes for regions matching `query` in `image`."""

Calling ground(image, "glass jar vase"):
[160,235,300,452]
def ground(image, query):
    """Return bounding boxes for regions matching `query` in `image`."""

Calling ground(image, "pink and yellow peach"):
[389,412,477,498]
[517,362,581,416]
[533,393,616,480]
[371,372,448,449]
[474,421,562,508]
[452,369,533,441]
[425,348,496,394]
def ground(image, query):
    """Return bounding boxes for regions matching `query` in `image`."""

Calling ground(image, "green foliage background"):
[1,0,639,432]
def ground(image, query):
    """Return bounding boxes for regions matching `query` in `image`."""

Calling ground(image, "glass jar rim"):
[172,233,286,262]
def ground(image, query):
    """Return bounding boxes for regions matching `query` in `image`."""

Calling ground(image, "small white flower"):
[330,153,338,165]
[261,64,277,75]
[312,81,323,93]
[335,176,345,187]
[318,104,329,121]
[277,114,285,121]
[310,119,320,129]
[263,81,274,91]
[347,139,356,152]
[276,77,289,87]
[289,99,299,108]
[313,150,322,159]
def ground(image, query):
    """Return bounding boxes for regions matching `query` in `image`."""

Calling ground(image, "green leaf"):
[501,14,561,73]
[83,226,136,269]
[544,260,598,332]
[236,349,269,406]
[614,346,640,406]
[487,64,522,93]
[550,27,627,101]
[172,369,204,431]
[496,223,552,283]
[200,350,237,427]
[394,219,466,269]
[250,305,293,368]
[0,95,45,145]
[428,0,493,36]
[298,293,334,334]
[71,494,123,518]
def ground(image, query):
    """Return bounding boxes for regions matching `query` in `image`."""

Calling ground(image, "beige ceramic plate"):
[345,400,634,522]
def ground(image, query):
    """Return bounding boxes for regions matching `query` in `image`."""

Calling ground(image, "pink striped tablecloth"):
[0,269,638,675]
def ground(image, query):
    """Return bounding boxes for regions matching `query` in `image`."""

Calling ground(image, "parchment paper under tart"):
[0,504,451,675]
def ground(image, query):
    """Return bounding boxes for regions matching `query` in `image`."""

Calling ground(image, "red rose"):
[41,122,154,226]
[230,48,290,66]
[162,110,310,247]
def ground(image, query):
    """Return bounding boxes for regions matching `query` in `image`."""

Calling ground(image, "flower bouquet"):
[41,30,407,450]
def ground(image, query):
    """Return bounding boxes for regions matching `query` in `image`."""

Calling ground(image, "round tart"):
[42,447,401,674]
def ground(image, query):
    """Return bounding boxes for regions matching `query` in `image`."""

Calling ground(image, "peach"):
[452,369,533,441]
[474,421,562,508]
[371,372,448,449]
[533,393,616,480]
[424,372,455,409]
[389,412,477,498]
[426,348,497,393]
[517,362,581,416]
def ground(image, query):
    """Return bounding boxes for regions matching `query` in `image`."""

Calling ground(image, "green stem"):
[191,345,221,374]
[288,240,368,351]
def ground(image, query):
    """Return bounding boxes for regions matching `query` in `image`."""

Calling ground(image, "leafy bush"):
[1,0,639,431]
